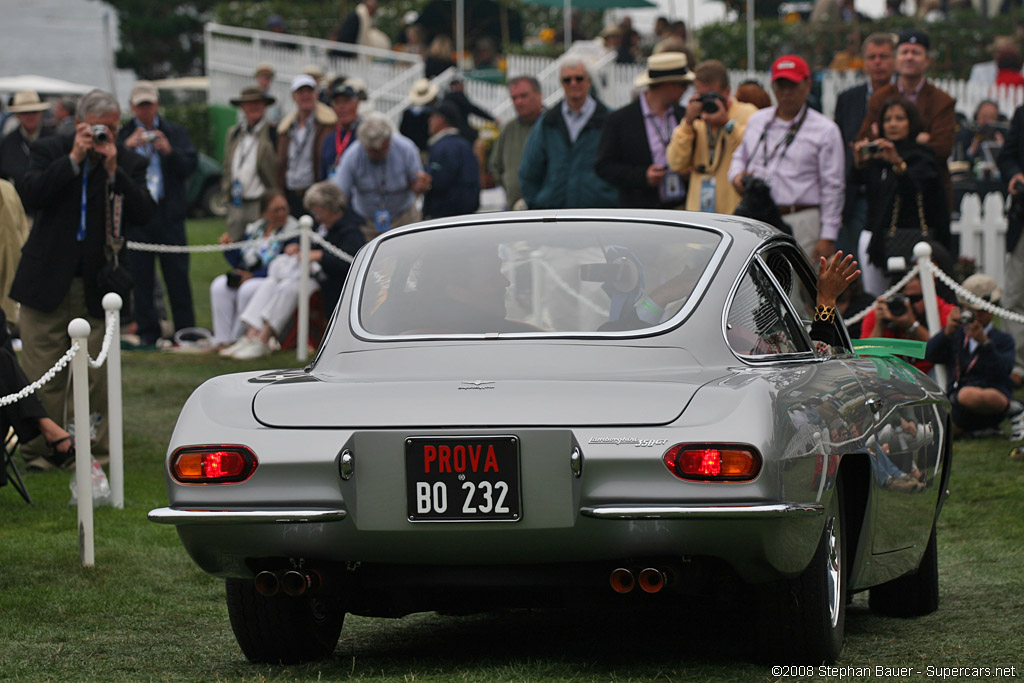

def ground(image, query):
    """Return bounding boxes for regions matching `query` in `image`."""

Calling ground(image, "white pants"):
[210,274,264,344]
[239,255,320,337]
[782,208,822,264]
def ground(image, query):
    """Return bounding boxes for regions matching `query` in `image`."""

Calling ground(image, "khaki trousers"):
[783,208,823,264]
[225,199,263,243]
[18,277,109,459]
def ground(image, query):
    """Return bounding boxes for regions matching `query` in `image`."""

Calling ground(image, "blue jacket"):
[925,324,1015,397]
[423,130,480,219]
[519,100,617,209]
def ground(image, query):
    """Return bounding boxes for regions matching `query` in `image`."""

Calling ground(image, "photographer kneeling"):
[861,275,953,374]
[924,274,1021,437]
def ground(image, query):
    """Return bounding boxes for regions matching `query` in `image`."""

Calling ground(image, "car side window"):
[760,245,853,355]
[726,261,812,357]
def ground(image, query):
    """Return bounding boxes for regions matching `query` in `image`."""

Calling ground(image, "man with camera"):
[10,89,155,467]
[729,55,845,263]
[666,59,757,214]
[861,276,953,374]
[596,52,691,209]
[924,274,1020,437]
[117,81,198,349]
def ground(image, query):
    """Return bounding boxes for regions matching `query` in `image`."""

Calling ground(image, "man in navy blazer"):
[11,89,155,466]
[834,32,895,255]
[597,52,692,209]
[117,81,198,347]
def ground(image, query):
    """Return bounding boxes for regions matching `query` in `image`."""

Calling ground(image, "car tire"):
[755,481,845,664]
[202,183,228,218]
[868,524,939,617]
[225,578,344,664]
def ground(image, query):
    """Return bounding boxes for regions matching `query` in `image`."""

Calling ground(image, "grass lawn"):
[1,217,1023,681]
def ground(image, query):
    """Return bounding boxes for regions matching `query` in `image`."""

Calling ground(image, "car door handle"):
[865,397,883,414]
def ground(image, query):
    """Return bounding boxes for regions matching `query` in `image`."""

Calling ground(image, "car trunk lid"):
[252,343,718,428]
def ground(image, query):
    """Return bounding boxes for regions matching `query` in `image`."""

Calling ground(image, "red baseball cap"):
[771,55,810,83]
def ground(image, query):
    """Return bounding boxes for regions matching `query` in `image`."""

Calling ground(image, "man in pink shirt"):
[729,55,845,263]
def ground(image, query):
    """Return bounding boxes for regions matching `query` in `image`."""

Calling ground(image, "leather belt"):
[777,204,819,216]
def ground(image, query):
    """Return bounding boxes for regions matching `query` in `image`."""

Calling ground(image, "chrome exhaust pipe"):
[637,567,665,593]
[609,567,635,593]
[281,569,321,597]
[254,570,280,596]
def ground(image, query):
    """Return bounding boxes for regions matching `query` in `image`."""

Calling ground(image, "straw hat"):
[408,78,439,106]
[635,52,694,89]
[8,91,50,114]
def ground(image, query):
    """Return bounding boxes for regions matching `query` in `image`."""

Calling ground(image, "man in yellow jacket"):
[666,60,757,214]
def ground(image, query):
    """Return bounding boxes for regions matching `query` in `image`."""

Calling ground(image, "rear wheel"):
[756,481,845,663]
[225,578,344,664]
[869,524,939,617]
[202,183,228,218]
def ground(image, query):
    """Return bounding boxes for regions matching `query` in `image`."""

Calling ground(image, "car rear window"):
[356,220,723,337]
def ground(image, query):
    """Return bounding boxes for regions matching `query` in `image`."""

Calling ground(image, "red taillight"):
[170,445,257,484]
[663,443,761,482]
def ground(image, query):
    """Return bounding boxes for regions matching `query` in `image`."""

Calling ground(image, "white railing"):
[205,22,1024,127]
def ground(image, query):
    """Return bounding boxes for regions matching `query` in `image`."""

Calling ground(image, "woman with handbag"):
[853,97,951,297]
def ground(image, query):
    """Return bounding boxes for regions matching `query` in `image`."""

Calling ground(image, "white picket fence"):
[953,191,1010,289]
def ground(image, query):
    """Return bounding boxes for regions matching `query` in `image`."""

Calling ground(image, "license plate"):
[405,436,520,522]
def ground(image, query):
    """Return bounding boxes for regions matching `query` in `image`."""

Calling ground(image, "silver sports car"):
[150,210,950,665]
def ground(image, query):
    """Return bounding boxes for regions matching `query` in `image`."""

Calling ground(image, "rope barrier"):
[844,265,922,326]
[87,310,119,369]
[0,342,80,407]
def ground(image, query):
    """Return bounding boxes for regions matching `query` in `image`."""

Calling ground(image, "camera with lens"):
[886,293,908,317]
[697,91,724,114]
[862,141,881,158]
[741,174,770,194]
[141,130,158,143]
[960,309,975,325]
[90,124,110,144]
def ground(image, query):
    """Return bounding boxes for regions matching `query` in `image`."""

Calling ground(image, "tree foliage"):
[104,0,219,79]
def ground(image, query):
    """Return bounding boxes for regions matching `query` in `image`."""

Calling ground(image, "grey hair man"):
[9,88,155,468]
[330,111,430,241]
[518,59,617,208]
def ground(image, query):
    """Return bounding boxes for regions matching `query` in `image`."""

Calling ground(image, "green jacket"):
[518,100,617,209]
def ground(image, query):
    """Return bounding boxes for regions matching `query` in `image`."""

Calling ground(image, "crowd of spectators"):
[6,14,1024,466]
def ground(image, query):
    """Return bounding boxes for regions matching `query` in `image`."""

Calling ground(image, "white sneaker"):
[219,337,252,358]
[231,338,272,360]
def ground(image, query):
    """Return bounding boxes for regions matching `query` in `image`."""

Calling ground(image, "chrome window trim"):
[347,216,733,342]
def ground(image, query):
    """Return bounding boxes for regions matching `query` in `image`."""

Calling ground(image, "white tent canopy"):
[0,74,96,96]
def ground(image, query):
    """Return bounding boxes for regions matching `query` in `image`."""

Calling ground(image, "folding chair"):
[2,427,33,504]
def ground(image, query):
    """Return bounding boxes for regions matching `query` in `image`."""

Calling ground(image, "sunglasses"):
[906,294,924,303]
[561,75,587,84]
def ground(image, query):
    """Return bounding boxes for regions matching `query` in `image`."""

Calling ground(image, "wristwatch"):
[907,320,921,336]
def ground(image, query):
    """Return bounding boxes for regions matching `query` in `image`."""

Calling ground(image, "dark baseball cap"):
[898,29,930,50]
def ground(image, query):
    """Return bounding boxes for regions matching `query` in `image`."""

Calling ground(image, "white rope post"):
[915,241,948,390]
[103,293,124,509]
[297,214,313,363]
[68,318,94,568]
